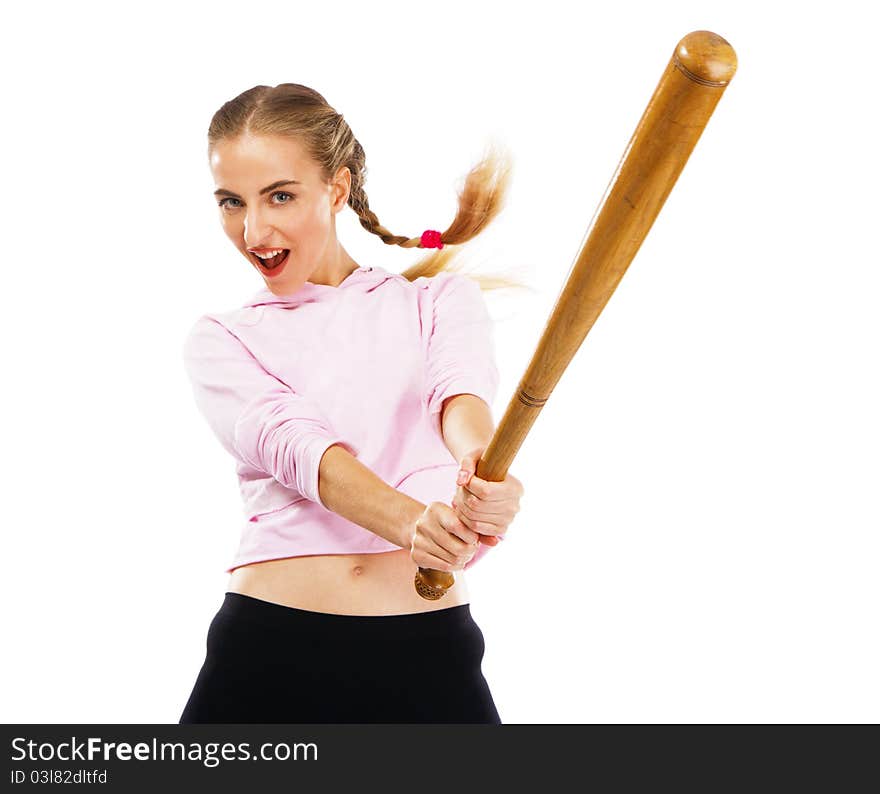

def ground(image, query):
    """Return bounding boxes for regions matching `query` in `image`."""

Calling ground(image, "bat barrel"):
[478,30,737,483]
[416,31,737,598]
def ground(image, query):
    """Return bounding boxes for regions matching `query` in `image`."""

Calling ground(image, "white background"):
[2,0,877,724]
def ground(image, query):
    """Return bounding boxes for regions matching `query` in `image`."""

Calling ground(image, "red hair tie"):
[420,229,444,249]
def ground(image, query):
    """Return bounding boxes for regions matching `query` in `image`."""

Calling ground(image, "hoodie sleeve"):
[182,315,357,509]
[424,273,500,416]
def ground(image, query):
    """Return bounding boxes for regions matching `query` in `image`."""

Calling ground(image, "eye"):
[217,191,296,211]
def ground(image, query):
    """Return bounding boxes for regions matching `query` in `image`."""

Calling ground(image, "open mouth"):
[250,249,290,273]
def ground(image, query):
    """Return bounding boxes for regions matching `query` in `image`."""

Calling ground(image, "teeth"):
[251,248,285,259]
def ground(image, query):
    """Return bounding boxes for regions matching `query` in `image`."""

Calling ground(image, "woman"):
[178,83,525,724]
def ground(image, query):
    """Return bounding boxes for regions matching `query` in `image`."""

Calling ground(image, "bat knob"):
[675,31,738,86]
[414,567,455,600]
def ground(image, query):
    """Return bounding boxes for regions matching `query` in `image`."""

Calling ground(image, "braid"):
[346,138,425,249]
[348,183,422,249]
[344,137,510,254]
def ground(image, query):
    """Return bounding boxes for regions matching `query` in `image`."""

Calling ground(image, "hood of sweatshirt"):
[242,266,397,309]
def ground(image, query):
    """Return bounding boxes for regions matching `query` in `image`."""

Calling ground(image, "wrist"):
[392,493,426,550]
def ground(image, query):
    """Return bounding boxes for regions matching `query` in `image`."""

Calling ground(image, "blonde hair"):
[207,83,528,294]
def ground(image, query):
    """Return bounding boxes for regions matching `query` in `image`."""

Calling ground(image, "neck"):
[308,242,360,287]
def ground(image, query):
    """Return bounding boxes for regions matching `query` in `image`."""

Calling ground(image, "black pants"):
[179,592,502,724]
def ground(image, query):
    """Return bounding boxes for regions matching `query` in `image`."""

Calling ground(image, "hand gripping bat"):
[414,30,738,600]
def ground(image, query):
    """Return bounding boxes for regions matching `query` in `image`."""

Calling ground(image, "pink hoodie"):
[182,265,501,573]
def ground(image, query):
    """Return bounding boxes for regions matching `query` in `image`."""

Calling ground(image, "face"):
[210,133,352,294]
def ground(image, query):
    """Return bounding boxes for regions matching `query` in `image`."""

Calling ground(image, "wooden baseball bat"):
[414,30,738,600]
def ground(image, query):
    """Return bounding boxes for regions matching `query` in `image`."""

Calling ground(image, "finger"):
[413,532,474,571]
[424,503,480,548]
[443,521,480,550]
[439,508,480,546]
[459,514,511,537]
[454,501,516,538]
[504,473,525,497]
[462,475,519,503]
[452,494,519,532]
[454,492,517,521]
[412,545,462,572]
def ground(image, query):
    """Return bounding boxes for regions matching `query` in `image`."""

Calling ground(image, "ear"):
[329,165,351,213]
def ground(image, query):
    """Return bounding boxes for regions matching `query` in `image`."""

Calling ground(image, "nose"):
[243,206,275,249]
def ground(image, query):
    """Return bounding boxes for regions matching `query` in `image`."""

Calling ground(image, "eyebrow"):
[213,179,301,198]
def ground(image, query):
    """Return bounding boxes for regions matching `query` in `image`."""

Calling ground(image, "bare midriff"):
[226,549,470,616]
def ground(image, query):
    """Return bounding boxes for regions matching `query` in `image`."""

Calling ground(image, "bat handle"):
[414,567,456,600]
[413,446,510,601]
[415,420,524,601]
